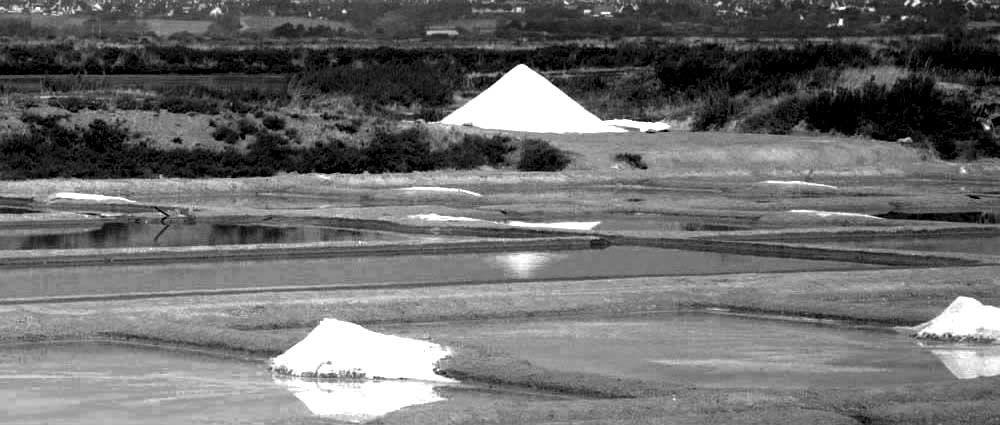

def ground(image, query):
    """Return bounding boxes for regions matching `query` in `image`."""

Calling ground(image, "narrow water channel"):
[0,246,880,300]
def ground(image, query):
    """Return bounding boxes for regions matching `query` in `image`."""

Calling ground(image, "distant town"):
[0,0,998,38]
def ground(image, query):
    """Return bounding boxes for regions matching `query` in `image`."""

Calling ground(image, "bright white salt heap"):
[270,318,455,383]
[274,376,445,423]
[913,296,1000,342]
[394,187,483,197]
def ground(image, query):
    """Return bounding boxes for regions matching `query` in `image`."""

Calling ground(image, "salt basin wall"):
[439,64,627,134]
[270,318,455,383]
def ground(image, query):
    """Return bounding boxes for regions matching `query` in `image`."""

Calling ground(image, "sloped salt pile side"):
[914,297,1000,342]
[407,213,485,222]
[270,318,455,383]
[275,376,445,423]
[787,210,884,220]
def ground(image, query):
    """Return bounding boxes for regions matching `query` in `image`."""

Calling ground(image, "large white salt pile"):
[913,296,1000,342]
[439,64,626,134]
[275,376,445,423]
[270,318,455,383]
[759,180,838,190]
[930,347,1000,379]
[46,192,137,204]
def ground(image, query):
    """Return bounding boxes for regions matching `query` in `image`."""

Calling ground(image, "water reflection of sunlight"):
[929,346,1000,379]
[492,252,569,279]
[274,377,445,423]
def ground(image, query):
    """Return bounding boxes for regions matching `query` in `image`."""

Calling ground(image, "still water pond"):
[0,342,533,425]
[379,312,997,391]
[0,246,880,299]
[0,222,407,250]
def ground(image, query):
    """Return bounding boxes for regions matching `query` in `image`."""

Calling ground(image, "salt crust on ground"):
[407,213,601,230]
[274,376,444,423]
[914,296,1000,341]
[759,180,839,189]
[787,209,884,220]
[46,192,137,203]
[506,220,602,231]
[394,187,483,197]
[603,119,672,133]
[270,318,455,383]
[407,213,485,222]
[439,64,626,134]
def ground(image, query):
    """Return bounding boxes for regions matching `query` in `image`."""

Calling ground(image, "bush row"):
[0,120,570,179]
[737,75,999,159]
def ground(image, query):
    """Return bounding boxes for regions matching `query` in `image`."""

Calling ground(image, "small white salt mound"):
[275,376,445,423]
[603,119,671,133]
[407,213,485,222]
[270,318,455,383]
[394,187,483,197]
[914,297,1000,342]
[439,64,626,134]
[46,192,137,204]
[505,220,601,231]
[930,347,1000,379]
[760,180,838,190]
[787,210,884,220]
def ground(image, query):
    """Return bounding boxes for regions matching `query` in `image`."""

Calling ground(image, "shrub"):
[691,90,738,131]
[48,96,106,112]
[613,152,648,169]
[518,139,571,171]
[302,140,364,173]
[155,96,220,114]
[802,74,993,159]
[435,134,514,169]
[262,115,286,131]
[740,96,808,135]
[211,126,240,144]
[362,128,434,173]
[236,117,260,137]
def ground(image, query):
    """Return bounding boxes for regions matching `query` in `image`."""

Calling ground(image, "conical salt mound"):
[440,64,626,134]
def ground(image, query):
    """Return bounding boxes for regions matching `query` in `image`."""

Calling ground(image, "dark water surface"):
[0,222,407,250]
[0,246,879,299]
[380,312,987,391]
[0,342,535,425]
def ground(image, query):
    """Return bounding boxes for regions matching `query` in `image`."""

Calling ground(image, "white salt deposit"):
[603,119,672,133]
[914,296,1000,341]
[275,376,445,423]
[930,347,1000,379]
[759,180,838,190]
[787,209,884,220]
[407,213,485,222]
[395,187,483,197]
[439,64,627,134]
[270,318,455,383]
[46,192,137,204]
[505,220,601,231]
